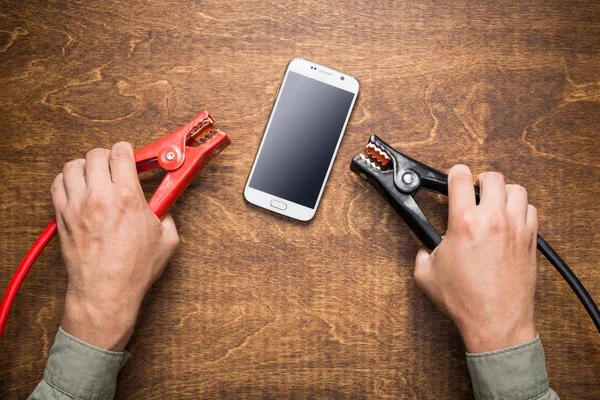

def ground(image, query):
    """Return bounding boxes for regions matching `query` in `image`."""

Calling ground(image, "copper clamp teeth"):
[359,141,392,171]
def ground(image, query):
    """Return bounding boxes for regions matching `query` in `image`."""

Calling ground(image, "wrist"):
[459,320,537,353]
[62,291,139,351]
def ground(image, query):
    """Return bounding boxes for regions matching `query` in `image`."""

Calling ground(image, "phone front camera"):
[340,76,345,81]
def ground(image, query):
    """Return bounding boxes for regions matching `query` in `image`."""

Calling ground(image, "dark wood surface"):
[1,0,599,398]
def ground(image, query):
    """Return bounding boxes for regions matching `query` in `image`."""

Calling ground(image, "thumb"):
[160,213,180,248]
[414,246,433,290]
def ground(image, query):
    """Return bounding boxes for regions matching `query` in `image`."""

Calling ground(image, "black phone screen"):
[249,71,355,208]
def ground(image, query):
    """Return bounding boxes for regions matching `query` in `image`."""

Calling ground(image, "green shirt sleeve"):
[29,327,130,400]
[467,335,559,400]
[30,329,558,399]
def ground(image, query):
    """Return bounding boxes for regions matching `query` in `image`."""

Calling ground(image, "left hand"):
[51,142,180,351]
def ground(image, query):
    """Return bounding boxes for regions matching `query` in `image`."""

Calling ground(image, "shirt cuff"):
[466,335,550,400]
[42,327,130,400]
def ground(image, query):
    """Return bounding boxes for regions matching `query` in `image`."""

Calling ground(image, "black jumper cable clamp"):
[350,134,600,333]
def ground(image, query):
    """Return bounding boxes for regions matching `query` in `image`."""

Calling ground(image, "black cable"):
[537,235,600,333]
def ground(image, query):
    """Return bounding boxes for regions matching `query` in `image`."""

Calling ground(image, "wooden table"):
[1,1,599,398]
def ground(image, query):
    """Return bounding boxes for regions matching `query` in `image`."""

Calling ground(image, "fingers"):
[85,148,111,187]
[109,142,141,189]
[505,184,528,223]
[62,159,86,200]
[448,165,476,227]
[51,173,67,212]
[476,172,506,210]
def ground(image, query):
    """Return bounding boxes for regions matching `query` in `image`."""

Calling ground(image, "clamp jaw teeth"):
[194,129,219,145]
[186,116,221,147]
[359,141,392,171]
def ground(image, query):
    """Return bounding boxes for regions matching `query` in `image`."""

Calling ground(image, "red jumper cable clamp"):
[0,111,231,339]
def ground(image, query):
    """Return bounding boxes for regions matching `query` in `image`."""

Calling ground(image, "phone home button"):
[270,200,287,210]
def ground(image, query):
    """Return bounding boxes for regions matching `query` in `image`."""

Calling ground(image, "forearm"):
[29,327,129,400]
[467,335,559,400]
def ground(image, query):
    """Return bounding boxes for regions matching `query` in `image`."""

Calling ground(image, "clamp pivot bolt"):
[402,171,418,187]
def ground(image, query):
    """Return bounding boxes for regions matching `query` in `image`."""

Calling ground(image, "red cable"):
[0,193,167,340]
[1,205,164,340]
[0,220,57,339]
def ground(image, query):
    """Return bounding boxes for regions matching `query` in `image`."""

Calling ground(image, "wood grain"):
[1,0,599,398]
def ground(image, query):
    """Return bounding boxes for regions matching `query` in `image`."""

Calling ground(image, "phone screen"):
[249,71,355,208]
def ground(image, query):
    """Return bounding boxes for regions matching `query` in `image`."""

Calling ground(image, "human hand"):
[414,165,538,353]
[51,142,179,351]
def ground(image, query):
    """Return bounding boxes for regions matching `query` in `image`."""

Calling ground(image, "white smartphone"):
[244,58,359,221]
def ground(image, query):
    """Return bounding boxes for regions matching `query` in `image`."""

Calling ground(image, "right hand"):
[413,165,538,353]
[51,142,180,351]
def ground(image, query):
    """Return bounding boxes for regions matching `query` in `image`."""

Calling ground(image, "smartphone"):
[244,58,359,221]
